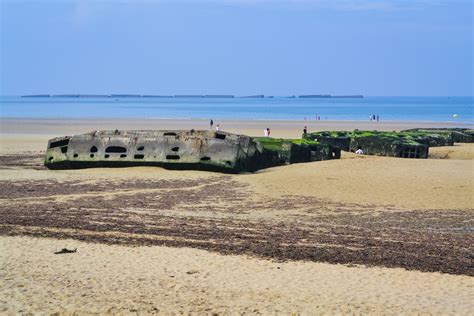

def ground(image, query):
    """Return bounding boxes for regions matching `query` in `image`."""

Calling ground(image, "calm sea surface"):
[0,96,473,123]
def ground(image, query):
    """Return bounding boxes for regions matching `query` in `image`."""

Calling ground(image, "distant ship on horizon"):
[20,93,364,99]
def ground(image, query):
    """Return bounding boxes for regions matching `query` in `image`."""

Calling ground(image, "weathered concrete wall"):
[303,131,351,151]
[45,130,341,173]
[349,135,429,158]
[252,137,340,168]
[304,130,433,158]
[45,130,261,173]
[402,128,474,143]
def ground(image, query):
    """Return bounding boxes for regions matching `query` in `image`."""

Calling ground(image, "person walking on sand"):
[303,126,307,137]
[210,119,214,129]
[216,124,220,132]
[267,128,271,137]
[264,128,269,137]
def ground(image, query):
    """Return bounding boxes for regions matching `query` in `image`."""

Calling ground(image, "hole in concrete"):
[120,154,126,158]
[215,133,226,140]
[73,154,78,158]
[137,146,144,151]
[50,139,69,149]
[200,156,211,161]
[171,147,179,152]
[90,154,95,158]
[90,146,98,153]
[164,132,177,136]
[105,146,127,153]
[166,155,180,160]
[48,157,53,161]
[60,146,68,154]
[105,154,110,158]
[134,154,144,159]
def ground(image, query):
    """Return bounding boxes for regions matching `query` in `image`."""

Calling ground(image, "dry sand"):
[1,235,473,315]
[242,150,474,209]
[429,143,474,160]
[1,118,473,314]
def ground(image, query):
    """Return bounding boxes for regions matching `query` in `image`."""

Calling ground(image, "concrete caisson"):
[44,130,341,173]
[45,130,261,173]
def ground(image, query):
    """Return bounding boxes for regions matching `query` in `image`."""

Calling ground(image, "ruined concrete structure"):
[348,131,429,158]
[304,128,474,159]
[45,130,340,173]
[304,131,351,151]
[402,128,474,143]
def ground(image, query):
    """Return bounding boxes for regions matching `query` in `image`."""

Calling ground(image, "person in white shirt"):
[216,124,220,132]
[355,147,364,155]
[264,129,268,137]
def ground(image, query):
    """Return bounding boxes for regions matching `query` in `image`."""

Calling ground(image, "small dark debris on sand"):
[54,248,77,254]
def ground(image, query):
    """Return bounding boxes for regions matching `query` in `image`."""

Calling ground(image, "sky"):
[0,0,473,96]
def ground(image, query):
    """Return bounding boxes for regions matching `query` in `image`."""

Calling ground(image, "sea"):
[0,96,473,123]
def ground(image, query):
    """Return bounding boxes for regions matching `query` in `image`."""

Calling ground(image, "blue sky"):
[1,0,472,96]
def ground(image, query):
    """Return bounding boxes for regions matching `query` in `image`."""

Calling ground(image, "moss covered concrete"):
[303,130,444,158]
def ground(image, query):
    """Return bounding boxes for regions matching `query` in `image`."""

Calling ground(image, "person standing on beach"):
[303,126,307,137]
[216,124,220,132]
[267,128,271,137]
[376,114,379,122]
[210,119,213,129]
[264,128,269,137]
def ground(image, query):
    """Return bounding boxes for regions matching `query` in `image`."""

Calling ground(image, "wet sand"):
[0,118,473,314]
[2,117,472,138]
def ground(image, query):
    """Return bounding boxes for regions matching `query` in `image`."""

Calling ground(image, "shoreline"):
[1,117,472,138]
[2,117,473,123]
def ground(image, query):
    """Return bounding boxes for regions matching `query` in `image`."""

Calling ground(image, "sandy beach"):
[1,118,473,314]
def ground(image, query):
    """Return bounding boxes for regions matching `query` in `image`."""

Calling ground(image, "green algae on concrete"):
[252,137,340,167]
[402,128,474,143]
[303,128,474,158]
[304,130,432,158]
[303,131,351,151]
[349,131,429,158]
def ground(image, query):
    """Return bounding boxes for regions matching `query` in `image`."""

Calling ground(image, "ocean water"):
[0,96,472,123]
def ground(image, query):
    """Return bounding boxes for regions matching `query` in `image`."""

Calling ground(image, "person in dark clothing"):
[210,119,214,129]
[303,126,307,136]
